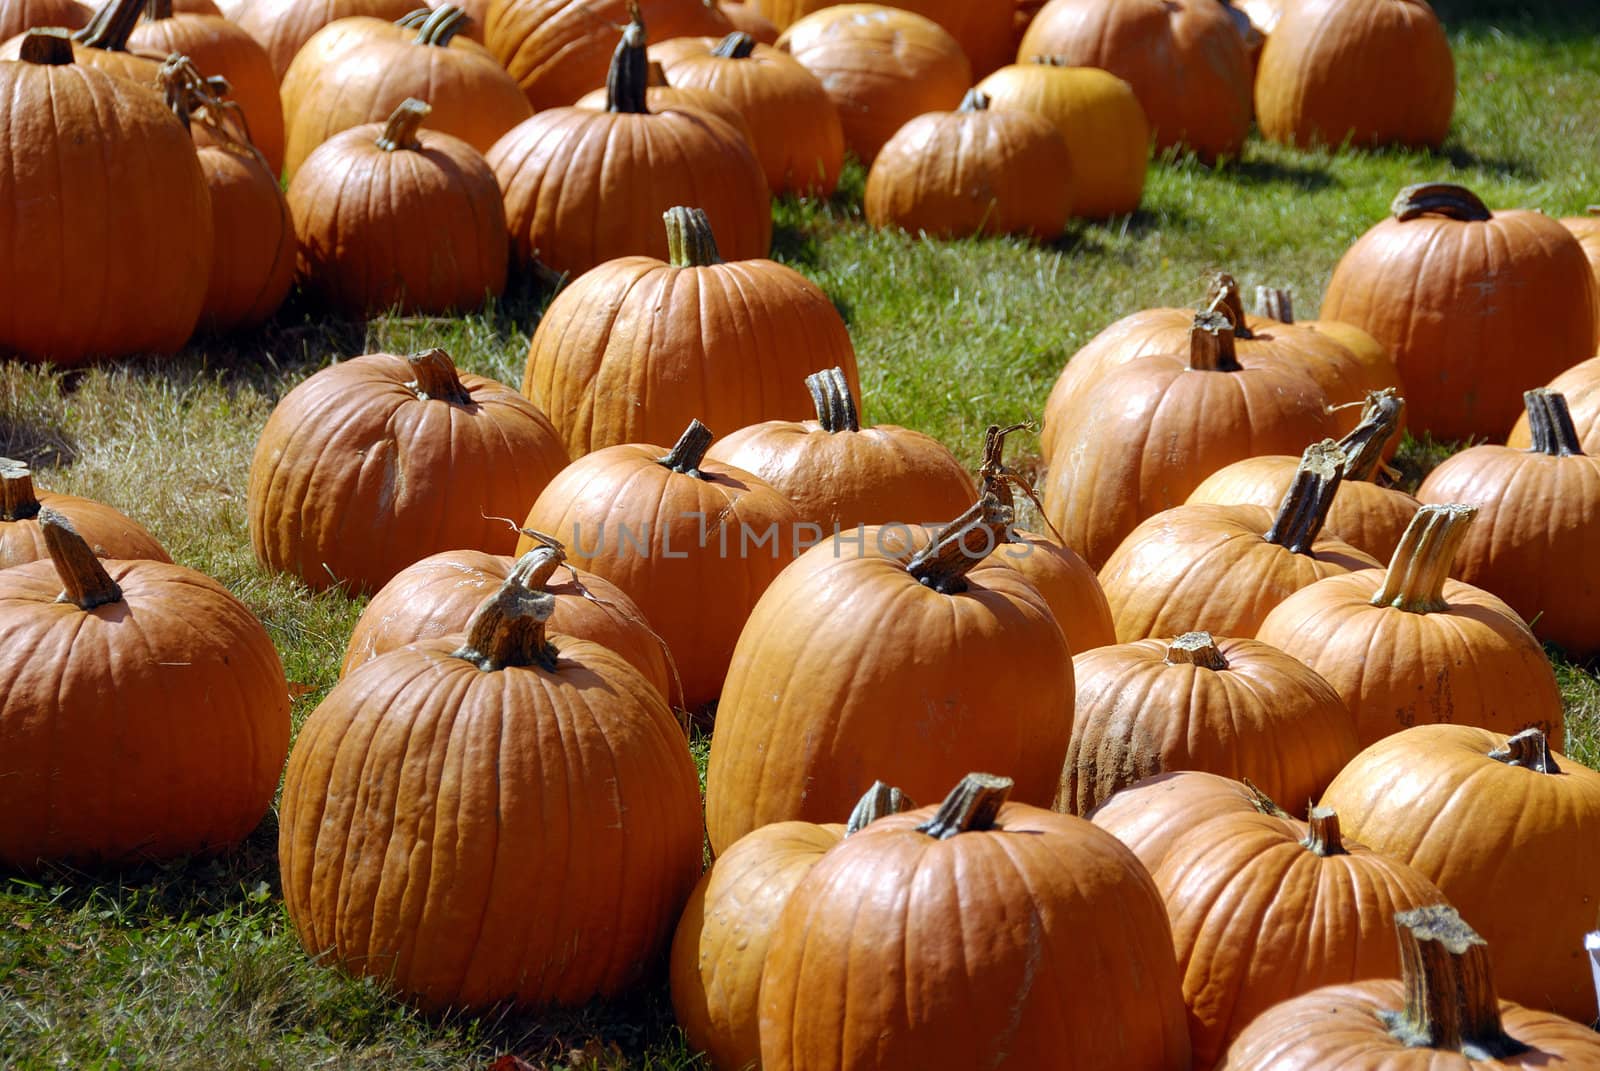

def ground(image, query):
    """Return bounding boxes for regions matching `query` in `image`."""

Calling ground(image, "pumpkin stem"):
[805,368,860,433]
[508,543,568,592]
[1523,389,1586,457]
[19,28,76,64]
[405,349,473,404]
[1488,728,1561,775]
[1,458,42,522]
[664,206,723,268]
[1379,905,1528,1057]
[1337,389,1405,483]
[394,8,431,28]
[1255,286,1294,324]
[607,3,651,114]
[710,30,757,59]
[845,781,915,836]
[376,98,430,151]
[412,4,468,45]
[904,494,1013,595]
[1028,55,1073,67]
[143,0,172,20]
[1302,806,1347,857]
[1187,310,1241,372]
[959,88,990,113]
[75,0,143,50]
[1242,778,1291,818]
[1164,631,1228,670]
[659,419,715,477]
[451,570,560,672]
[1263,440,1346,554]
[1371,504,1475,614]
[916,773,1013,840]
[1204,273,1254,340]
[1391,183,1494,223]
[40,509,123,610]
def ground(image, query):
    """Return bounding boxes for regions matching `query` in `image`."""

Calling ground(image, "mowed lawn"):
[3,3,1599,1067]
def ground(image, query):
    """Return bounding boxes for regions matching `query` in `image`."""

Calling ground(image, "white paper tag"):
[1587,931,1600,1025]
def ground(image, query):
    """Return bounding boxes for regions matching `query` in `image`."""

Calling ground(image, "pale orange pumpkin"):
[1089,770,1292,875]
[1507,355,1600,454]
[0,457,170,568]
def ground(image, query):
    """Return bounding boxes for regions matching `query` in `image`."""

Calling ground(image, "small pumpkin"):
[0,0,91,42]
[0,0,159,83]
[1254,284,1407,438]
[1,458,170,568]
[229,0,416,80]
[1088,770,1291,875]
[719,1,778,43]
[756,0,1011,76]
[1507,355,1600,453]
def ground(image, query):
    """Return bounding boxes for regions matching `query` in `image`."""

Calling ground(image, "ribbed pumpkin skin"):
[975,63,1146,218]
[517,445,800,712]
[989,531,1116,654]
[0,0,90,41]
[1560,212,1600,346]
[486,0,730,108]
[1098,503,1381,642]
[1320,725,1600,1023]
[130,10,286,172]
[0,558,290,868]
[722,1,779,43]
[0,32,158,83]
[671,820,844,1071]
[488,108,771,278]
[755,0,1012,76]
[776,5,970,166]
[1255,0,1453,149]
[864,103,1072,239]
[524,256,856,459]
[1018,0,1251,162]
[1417,443,1600,658]
[339,549,671,697]
[1089,770,1288,875]
[1187,456,1420,563]
[247,353,568,594]
[230,0,417,79]
[1508,356,1600,453]
[278,635,703,1011]
[573,82,754,137]
[0,51,212,365]
[279,18,532,178]
[1321,207,1597,442]
[0,491,170,568]
[1062,636,1359,816]
[651,36,843,196]
[705,534,1073,855]
[758,802,1193,1071]
[194,141,296,333]
[287,123,508,317]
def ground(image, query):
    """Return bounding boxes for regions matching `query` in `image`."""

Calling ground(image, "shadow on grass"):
[0,412,80,470]
[1435,0,1600,37]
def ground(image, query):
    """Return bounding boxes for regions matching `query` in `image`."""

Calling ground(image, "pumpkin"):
[670,781,914,1071]
[287,99,509,316]
[1508,355,1600,453]
[864,87,1073,239]
[517,419,800,713]
[974,60,1146,219]
[1062,631,1359,816]
[1088,770,1291,875]
[248,348,568,594]
[1157,806,1450,1067]
[1416,389,1600,658]
[0,0,159,83]
[705,366,974,534]
[280,6,531,179]
[1255,0,1453,150]
[0,0,90,45]
[486,0,730,109]
[0,512,289,868]
[1320,727,1600,1024]
[704,495,1075,854]
[1258,503,1566,748]
[775,5,970,166]
[488,12,771,278]
[574,58,755,137]
[0,30,212,365]
[340,542,672,699]
[1098,440,1381,641]
[278,565,703,1010]
[1017,0,1252,163]
[523,208,854,459]
[130,0,285,172]
[650,32,842,196]
[1254,284,1407,437]
[1321,182,1598,441]
[758,773,1193,1070]
[719,0,777,43]
[160,58,295,334]
[755,0,1012,77]
[229,0,416,80]
[1559,205,1600,345]
[1,457,170,568]
[1042,310,1335,570]
[1187,390,1420,563]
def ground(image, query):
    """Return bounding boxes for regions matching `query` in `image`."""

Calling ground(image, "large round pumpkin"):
[1,457,170,568]
[229,0,416,80]
[1321,182,1598,441]
[0,0,159,83]
[0,0,90,42]
[278,567,703,1010]
[574,56,755,135]
[1088,770,1292,875]
[1508,354,1600,453]
[248,348,568,594]
[0,512,290,868]
[754,0,1012,76]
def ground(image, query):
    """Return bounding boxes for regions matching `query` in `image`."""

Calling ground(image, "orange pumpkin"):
[755,0,1011,76]
[1321,727,1600,1023]
[1321,182,1598,441]
[1559,205,1600,346]
[1,457,170,568]
[720,1,778,43]
[0,512,289,868]
[1088,770,1292,875]
[522,208,856,459]
[0,0,91,42]
[0,0,159,83]
[1018,0,1252,163]
[1508,355,1600,453]
[229,0,416,80]
[574,58,755,137]
[248,349,568,594]
[1062,631,1359,816]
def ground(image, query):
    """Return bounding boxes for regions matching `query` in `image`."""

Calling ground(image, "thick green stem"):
[1255,286,1294,324]
[19,28,76,64]
[1,459,42,522]
[1164,632,1228,670]
[659,419,715,477]
[664,206,722,267]
[1523,389,1586,457]
[904,494,1013,595]
[1302,807,1347,857]
[40,509,123,610]
[406,349,472,404]
[1187,310,1240,371]
[845,781,914,835]
[376,98,430,152]
[916,773,1013,840]
[1488,728,1561,775]
[412,4,467,45]
[1205,273,1254,339]
[710,30,757,59]
[1371,504,1475,614]
[959,88,990,113]
[804,368,860,433]
[394,8,431,28]
[1337,389,1406,483]
[75,0,143,50]
[451,571,559,672]
[1263,441,1346,554]
[1378,906,1527,1058]
[606,4,651,115]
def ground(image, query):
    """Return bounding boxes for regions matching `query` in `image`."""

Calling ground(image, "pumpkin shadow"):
[0,413,80,470]
[1221,156,1337,192]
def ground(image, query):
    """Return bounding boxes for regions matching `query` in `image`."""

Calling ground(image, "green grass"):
[4,6,1600,1066]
